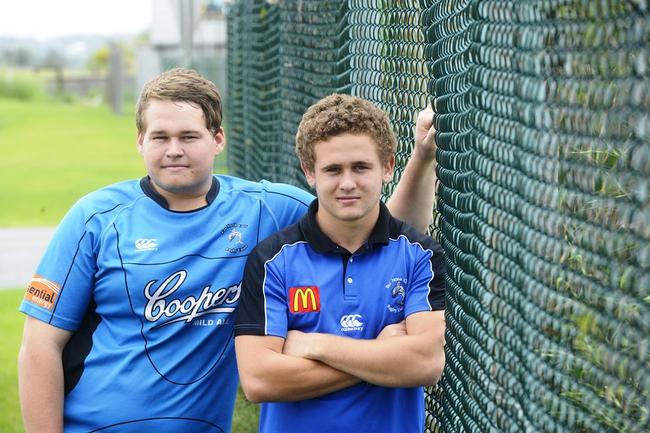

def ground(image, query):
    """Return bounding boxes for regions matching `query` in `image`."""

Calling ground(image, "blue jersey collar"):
[139,176,220,211]
[299,199,391,255]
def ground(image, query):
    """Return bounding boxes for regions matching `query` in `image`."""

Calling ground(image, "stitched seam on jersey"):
[262,241,310,335]
[236,188,312,208]
[50,200,139,323]
[389,235,436,311]
[86,416,225,433]
[256,200,263,244]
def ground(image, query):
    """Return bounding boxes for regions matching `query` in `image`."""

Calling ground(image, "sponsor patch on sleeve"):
[288,286,320,313]
[24,275,60,310]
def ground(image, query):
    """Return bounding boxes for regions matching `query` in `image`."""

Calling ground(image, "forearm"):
[236,336,359,403]
[386,146,437,232]
[301,332,445,388]
[18,345,65,433]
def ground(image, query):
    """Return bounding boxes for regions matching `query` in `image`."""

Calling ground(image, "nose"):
[165,138,184,157]
[339,170,356,191]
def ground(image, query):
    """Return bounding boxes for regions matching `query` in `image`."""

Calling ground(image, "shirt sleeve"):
[235,240,289,339]
[19,202,98,331]
[405,239,446,317]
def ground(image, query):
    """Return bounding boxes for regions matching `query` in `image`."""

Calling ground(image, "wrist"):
[304,333,326,360]
[412,143,437,164]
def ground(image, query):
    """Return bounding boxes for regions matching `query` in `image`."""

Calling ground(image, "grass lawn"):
[0,97,142,226]
[0,289,259,433]
[0,290,24,433]
[0,97,228,226]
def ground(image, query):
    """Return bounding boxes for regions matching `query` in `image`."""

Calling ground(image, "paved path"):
[0,227,57,290]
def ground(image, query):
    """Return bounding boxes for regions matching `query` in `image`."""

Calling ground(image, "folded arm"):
[18,316,72,433]
[235,334,359,403]
[386,106,438,232]
[283,310,446,388]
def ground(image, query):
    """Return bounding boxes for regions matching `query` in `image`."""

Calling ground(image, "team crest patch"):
[289,286,320,313]
[220,223,249,253]
[24,275,60,310]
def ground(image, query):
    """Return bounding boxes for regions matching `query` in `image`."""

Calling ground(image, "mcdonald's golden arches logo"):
[289,286,320,313]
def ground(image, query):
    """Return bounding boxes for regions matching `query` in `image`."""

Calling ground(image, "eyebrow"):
[321,161,373,168]
[148,130,202,135]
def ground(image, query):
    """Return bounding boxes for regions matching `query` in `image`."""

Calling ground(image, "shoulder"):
[388,217,443,256]
[248,221,306,264]
[216,175,313,207]
[63,179,145,227]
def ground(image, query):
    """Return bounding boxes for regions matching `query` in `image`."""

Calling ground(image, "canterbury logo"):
[340,314,363,331]
[289,286,320,313]
[135,238,158,251]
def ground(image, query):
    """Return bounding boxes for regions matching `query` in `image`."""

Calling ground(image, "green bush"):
[0,70,45,101]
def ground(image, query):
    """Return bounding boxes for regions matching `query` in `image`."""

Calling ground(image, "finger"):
[430,97,438,112]
[417,107,434,129]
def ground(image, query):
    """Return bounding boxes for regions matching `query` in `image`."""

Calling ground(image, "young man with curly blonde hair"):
[235,94,446,433]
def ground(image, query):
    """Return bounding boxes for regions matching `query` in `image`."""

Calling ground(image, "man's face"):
[303,133,394,229]
[137,99,224,206]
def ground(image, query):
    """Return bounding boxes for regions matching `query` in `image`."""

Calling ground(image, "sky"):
[0,0,152,40]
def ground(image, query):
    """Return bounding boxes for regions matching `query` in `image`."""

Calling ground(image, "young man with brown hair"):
[18,70,438,433]
[235,94,446,433]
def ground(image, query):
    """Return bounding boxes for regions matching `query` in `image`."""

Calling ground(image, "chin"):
[334,212,365,222]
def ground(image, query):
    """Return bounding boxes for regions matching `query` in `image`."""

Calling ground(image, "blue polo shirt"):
[235,200,445,433]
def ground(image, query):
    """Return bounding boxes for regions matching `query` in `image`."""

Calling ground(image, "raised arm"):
[386,105,438,232]
[235,334,359,403]
[282,310,446,388]
[18,317,72,433]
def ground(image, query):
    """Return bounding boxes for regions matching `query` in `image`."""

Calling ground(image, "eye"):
[353,165,370,172]
[324,166,340,174]
[182,135,199,141]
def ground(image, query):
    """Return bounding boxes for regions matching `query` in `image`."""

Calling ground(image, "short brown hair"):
[295,94,396,171]
[136,68,222,134]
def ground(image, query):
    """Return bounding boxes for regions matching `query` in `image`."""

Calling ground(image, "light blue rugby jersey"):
[19,175,312,433]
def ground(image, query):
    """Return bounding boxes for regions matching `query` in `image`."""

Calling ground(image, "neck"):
[163,193,208,211]
[151,182,210,211]
[316,208,379,253]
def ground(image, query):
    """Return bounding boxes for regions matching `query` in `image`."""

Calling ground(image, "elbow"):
[421,352,446,387]
[238,374,275,403]
[415,215,433,234]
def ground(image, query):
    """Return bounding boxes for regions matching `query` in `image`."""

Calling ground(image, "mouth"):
[337,196,360,204]
[162,165,189,171]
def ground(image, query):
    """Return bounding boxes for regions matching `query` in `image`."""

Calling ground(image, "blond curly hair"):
[295,94,396,171]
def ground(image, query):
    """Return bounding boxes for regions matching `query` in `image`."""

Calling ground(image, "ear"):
[136,133,144,155]
[213,127,226,155]
[300,161,316,188]
[382,155,395,183]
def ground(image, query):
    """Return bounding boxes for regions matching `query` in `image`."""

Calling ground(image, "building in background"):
[136,0,227,99]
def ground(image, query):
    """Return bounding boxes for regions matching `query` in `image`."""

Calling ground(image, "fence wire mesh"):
[226,1,650,432]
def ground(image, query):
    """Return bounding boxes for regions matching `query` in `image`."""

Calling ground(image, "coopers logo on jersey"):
[24,275,60,310]
[143,270,241,328]
[289,286,320,313]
